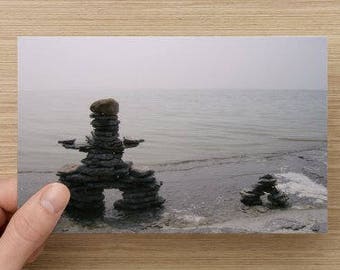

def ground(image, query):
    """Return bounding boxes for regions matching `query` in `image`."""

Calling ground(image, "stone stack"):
[240,174,289,208]
[57,98,165,218]
[114,168,165,210]
[267,188,290,208]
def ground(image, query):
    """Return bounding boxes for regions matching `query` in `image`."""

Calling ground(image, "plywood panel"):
[0,1,339,269]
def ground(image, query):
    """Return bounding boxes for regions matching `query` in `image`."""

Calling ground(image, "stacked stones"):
[240,174,289,208]
[114,168,165,210]
[57,98,165,217]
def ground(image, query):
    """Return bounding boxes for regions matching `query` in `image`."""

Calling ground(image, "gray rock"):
[90,98,119,116]
[81,157,128,168]
[93,127,119,133]
[71,190,105,202]
[90,144,124,153]
[311,223,320,232]
[123,137,145,148]
[70,186,104,193]
[250,183,266,195]
[90,113,118,120]
[68,199,105,209]
[93,130,118,137]
[252,182,277,194]
[130,168,155,178]
[90,119,120,127]
[89,148,119,155]
[118,182,161,192]
[258,178,277,187]
[86,153,117,160]
[58,139,76,145]
[267,191,289,208]
[122,190,158,199]
[57,164,80,176]
[61,173,99,183]
[122,195,158,204]
[78,166,129,177]
[84,181,119,189]
[240,191,262,206]
[88,138,124,151]
[91,133,119,142]
[119,176,156,184]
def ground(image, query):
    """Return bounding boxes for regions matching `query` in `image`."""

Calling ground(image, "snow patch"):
[276,172,327,202]
[180,214,206,224]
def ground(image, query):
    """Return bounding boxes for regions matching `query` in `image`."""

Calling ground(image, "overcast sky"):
[19,37,327,91]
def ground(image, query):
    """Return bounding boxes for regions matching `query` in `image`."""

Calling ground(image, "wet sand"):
[19,145,327,233]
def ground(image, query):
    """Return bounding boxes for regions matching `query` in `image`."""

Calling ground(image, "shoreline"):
[18,143,326,174]
[19,145,327,233]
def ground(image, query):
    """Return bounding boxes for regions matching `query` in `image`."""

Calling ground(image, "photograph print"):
[18,37,327,233]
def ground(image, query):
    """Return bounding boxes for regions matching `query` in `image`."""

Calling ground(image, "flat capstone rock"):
[90,98,119,116]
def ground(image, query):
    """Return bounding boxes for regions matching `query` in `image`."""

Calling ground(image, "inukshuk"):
[57,98,165,217]
[240,174,289,208]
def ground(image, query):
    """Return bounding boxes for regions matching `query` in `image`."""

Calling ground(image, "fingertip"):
[45,182,70,199]
[39,183,70,214]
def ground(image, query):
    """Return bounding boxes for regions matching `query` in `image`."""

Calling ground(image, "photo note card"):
[18,37,327,233]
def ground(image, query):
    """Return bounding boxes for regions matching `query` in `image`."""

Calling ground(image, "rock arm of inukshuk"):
[57,98,165,218]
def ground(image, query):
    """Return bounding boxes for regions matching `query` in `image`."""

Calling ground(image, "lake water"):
[18,89,328,232]
[19,89,327,173]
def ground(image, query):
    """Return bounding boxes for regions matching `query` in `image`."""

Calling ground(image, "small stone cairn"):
[57,98,165,217]
[240,174,289,208]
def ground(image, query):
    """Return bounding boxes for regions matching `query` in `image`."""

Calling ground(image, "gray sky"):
[19,37,327,91]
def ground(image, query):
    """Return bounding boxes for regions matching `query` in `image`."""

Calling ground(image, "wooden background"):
[0,1,339,269]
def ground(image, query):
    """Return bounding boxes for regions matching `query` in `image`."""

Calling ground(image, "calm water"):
[19,89,327,173]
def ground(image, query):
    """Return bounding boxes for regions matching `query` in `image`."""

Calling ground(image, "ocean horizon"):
[19,88,327,174]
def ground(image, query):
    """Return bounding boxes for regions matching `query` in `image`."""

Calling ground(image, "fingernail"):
[40,183,68,214]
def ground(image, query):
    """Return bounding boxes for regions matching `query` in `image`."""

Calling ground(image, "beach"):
[19,144,327,233]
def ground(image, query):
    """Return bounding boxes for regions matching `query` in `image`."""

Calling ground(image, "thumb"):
[0,183,70,269]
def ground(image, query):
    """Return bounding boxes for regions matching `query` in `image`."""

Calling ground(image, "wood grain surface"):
[0,1,340,269]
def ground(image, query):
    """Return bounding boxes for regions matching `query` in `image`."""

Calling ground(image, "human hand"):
[0,178,70,270]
